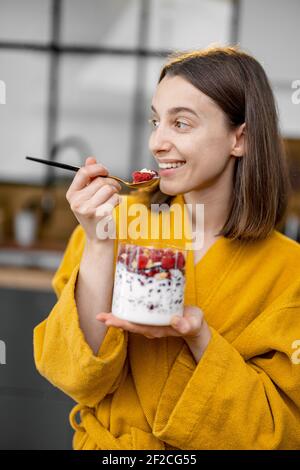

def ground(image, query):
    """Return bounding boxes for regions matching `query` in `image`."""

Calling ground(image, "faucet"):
[40,136,92,226]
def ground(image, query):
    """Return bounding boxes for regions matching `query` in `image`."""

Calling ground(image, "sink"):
[0,248,63,271]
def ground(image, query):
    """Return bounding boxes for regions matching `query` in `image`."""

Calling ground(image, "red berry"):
[164,248,175,257]
[176,252,185,269]
[137,254,148,270]
[161,255,175,269]
[132,171,151,183]
[150,249,163,262]
[132,170,158,183]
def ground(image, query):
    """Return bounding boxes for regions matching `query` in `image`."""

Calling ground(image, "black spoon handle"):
[25,156,81,172]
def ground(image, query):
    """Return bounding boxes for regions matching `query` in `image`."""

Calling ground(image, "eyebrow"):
[151,105,199,118]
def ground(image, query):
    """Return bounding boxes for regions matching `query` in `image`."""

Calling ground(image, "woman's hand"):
[66,156,122,243]
[96,306,212,361]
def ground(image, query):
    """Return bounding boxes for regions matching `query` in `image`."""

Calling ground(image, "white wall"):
[239,0,300,137]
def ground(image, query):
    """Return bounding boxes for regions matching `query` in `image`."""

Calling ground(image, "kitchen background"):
[0,0,299,450]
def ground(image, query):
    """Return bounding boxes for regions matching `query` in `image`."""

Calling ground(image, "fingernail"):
[86,157,96,164]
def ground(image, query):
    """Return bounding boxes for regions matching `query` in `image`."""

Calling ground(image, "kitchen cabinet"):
[0,286,75,449]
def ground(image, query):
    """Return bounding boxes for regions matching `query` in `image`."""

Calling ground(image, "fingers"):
[96,313,134,331]
[66,157,122,217]
[96,313,182,338]
[79,176,121,199]
[184,305,203,317]
[96,306,205,340]
[171,316,189,334]
[71,190,120,218]
[66,162,109,198]
[171,306,203,335]
[85,156,97,165]
[79,183,117,209]
[94,193,121,217]
[91,186,119,208]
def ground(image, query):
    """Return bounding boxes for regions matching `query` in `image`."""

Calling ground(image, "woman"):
[33,46,300,450]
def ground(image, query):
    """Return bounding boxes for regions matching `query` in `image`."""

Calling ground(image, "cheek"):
[189,132,232,166]
[148,133,154,151]
[206,124,233,152]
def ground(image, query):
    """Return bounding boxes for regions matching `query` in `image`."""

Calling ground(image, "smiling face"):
[148,75,240,197]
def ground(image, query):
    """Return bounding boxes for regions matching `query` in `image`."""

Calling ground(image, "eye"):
[175,120,189,129]
[148,118,159,129]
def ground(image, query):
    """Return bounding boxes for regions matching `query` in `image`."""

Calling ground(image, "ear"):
[231,123,245,157]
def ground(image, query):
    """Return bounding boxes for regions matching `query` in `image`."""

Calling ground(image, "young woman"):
[34,46,300,450]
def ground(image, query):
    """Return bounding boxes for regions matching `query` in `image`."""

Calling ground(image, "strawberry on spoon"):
[132,168,159,183]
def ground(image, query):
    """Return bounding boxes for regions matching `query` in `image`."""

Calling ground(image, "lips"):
[158,159,186,163]
[157,159,186,165]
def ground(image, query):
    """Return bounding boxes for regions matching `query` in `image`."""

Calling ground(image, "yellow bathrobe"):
[33,193,300,450]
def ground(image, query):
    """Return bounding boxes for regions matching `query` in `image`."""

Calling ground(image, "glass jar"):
[112,241,186,325]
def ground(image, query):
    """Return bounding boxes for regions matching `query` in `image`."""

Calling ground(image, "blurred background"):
[0,0,299,449]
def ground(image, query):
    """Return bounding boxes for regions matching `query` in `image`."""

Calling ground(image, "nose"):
[148,123,172,156]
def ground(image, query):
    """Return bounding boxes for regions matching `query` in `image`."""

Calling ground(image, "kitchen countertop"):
[0,266,55,291]
[0,240,64,290]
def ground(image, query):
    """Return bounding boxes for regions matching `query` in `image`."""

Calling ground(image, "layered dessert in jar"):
[112,243,186,325]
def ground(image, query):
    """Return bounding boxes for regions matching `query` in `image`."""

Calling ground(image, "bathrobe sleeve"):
[33,222,128,407]
[152,283,300,450]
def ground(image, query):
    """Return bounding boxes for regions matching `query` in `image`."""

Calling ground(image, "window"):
[0,0,234,183]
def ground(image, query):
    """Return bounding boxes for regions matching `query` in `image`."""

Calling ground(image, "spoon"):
[25,156,160,189]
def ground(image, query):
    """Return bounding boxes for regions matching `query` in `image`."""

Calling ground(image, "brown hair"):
[142,45,290,241]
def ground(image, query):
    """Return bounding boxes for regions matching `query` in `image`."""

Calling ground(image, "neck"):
[183,171,233,239]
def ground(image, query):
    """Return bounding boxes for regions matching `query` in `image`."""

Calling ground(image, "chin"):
[159,181,187,196]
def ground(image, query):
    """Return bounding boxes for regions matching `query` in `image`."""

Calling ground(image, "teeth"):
[158,162,185,169]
